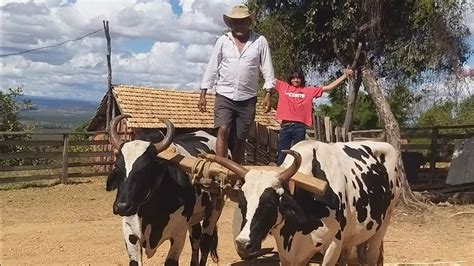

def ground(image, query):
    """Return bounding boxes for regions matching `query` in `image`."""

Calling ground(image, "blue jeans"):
[277,122,306,165]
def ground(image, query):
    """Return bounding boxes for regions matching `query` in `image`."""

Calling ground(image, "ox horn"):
[109,114,131,149]
[198,154,249,179]
[278,150,302,183]
[153,119,175,153]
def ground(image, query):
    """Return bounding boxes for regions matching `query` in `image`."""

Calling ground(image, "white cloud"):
[0,0,242,101]
[463,5,474,68]
[185,44,212,63]
[466,5,474,34]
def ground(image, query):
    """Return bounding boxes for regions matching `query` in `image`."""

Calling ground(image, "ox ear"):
[223,186,240,202]
[278,193,307,226]
[106,168,119,191]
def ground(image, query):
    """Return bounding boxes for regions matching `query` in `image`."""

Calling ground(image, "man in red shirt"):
[273,67,353,165]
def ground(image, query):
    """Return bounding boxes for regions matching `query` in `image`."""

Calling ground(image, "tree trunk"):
[361,67,424,208]
[343,72,363,131]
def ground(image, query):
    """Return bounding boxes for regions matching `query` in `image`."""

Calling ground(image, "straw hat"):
[223,5,255,27]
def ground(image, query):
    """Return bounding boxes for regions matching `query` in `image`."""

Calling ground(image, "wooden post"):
[103,20,112,131]
[112,99,116,119]
[254,122,259,164]
[61,133,69,184]
[124,119,129,141]
[334,126,342,142]
[324,116,334,143]
[314,115,323,141]
[318,115,325,142]
[329,120,333,142]
[324,116,331,143]
[312,114,318,140]
[343,42,363,131]
[341,126,347,142]
[429,127,439,184]
[266,127,271,164]
[269,129,278,163]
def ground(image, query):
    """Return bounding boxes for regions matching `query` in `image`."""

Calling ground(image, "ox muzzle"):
[235,237,273,259]
[113,202,135,216]
[113,186,153,216]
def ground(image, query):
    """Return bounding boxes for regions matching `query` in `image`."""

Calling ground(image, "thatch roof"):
[88,85,280,131]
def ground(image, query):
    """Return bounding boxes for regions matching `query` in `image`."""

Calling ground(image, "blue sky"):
[170,0,183,15]
[468,36,474,66]
[0,0,473,102]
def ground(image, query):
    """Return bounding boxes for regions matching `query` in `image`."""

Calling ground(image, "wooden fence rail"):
[245,122,279,165]
[245,114,473,172]
[0,126,276,184]
[306,115,474,182]
[349,124,474,183]
[0,131,113,184]
[1,122,473,185]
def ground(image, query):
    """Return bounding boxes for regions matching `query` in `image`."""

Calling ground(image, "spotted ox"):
[106,115,225,266]
[202,140,402,265]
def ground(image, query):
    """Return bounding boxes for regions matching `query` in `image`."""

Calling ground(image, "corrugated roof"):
[112,85,280,130]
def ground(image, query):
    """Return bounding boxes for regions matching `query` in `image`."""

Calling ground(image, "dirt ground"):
[1,178,473,265]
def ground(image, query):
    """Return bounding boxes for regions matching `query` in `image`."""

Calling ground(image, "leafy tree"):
[0,87,32,132]
[417,101,456,127]
[0,87,33,166]
[255,13,298,79]
[417,95,474,127]
[414,97,472,159]
[387,83,422,127]
[456,95,474,125]
[319,82,420,129]
[318,85,380,130]
[70,122,92,153]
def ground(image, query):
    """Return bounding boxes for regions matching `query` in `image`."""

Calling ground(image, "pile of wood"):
[413,182,474,204]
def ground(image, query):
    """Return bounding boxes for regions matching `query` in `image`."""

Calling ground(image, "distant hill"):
[18,96,100,129]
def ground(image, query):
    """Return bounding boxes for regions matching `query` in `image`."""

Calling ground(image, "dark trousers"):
[277,122,306,165]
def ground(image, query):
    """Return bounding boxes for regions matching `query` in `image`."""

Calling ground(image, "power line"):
[0,28,104,57]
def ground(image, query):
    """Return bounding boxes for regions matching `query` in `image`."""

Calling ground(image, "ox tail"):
[210,226,219,263]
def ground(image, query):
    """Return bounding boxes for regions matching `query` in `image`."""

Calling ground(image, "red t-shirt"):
[275,80,323,127]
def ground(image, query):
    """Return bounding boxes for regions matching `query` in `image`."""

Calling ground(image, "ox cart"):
[106,114,400,266]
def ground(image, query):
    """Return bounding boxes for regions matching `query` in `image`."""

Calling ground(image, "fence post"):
[429,127,439,184]
[335,126,341,142]
[313,114,318,140]
[61,133,69,184]
[324,116,332,142]
[254,122,259,164]
[318,115,325,141]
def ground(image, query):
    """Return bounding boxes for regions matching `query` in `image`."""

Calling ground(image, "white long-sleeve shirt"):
[200,31,275,101]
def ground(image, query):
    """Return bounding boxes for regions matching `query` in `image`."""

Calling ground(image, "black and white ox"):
[202,140,402,265]
[106,115,224,266]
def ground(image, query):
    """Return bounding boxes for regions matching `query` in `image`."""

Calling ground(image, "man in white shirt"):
[198,4,275,164]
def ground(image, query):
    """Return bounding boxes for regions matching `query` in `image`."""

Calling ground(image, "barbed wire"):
[0,28,104,57]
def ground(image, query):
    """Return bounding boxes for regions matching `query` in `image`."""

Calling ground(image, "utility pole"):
[104,20,112,131]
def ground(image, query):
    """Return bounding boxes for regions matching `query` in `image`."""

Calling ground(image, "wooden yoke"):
[158,149,235,181]
[158,149,327,196]
[244,165,327,195]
